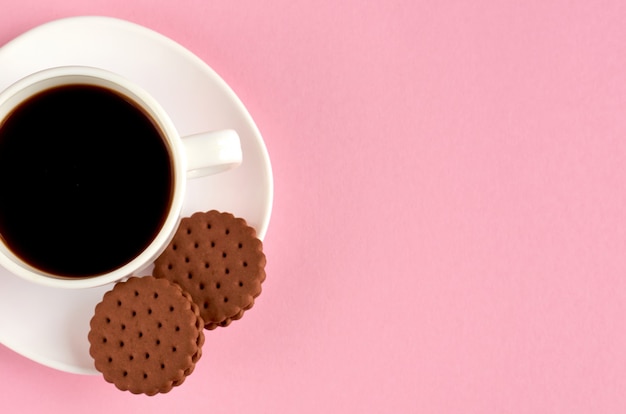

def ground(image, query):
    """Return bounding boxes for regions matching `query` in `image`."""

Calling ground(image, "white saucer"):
[0,16,273,375]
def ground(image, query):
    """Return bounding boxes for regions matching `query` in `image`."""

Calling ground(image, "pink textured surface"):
[2,1,626,412]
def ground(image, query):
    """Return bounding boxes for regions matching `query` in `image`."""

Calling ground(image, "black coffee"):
[0,84,173,277]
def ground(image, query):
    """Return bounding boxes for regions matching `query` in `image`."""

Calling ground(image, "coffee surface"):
[0,84,173,277]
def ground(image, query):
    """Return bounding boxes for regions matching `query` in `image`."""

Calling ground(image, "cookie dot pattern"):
[153,210,266,330]
[88,276,205,395]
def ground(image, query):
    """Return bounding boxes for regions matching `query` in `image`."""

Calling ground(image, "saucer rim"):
[0,15,273,375]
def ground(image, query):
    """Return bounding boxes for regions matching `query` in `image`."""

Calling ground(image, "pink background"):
[2,1,626,412]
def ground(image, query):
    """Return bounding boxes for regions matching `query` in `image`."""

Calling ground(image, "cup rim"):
[0,65,187,289]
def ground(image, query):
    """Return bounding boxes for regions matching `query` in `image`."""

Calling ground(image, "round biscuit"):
[153,210,266,330]
[88,276,205,395]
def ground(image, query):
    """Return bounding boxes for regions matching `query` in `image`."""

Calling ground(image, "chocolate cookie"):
[153,210,266,330]
[88,276,205,395]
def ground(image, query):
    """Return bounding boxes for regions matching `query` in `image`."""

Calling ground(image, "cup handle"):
[181,129,242,179]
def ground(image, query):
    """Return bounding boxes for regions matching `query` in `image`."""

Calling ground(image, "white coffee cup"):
[0,66,242,288]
